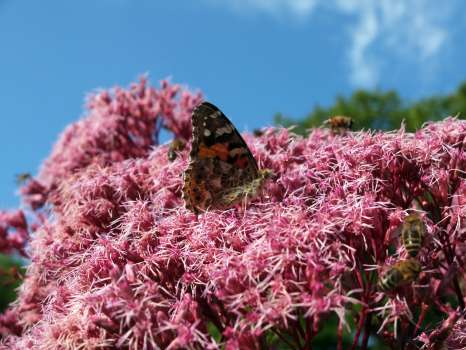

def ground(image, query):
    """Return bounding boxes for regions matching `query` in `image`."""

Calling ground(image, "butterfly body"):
[182,102,271,214]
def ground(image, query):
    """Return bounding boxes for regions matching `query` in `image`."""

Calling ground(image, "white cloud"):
[214,0,455,87]
[329,0,452,87]
[346,1,379,87]
[214,0,317,18]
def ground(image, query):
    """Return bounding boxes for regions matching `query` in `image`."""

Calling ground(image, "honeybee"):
[253,129,264,137]
[167,139,186,161]
[15,172,32,185]
[400,213,426,257]
[378,258,422,291]
[323,116,353,132]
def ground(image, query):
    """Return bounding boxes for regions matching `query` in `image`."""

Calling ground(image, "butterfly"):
[182,102,272,214]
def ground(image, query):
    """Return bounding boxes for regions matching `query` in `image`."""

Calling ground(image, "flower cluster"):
[0,78,464,349]
[0,210,29,258]
[20,77,202,209]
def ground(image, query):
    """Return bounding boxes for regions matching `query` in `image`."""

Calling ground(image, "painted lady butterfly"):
[182,102,271,214]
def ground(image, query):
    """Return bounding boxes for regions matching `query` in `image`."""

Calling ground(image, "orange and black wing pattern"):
[182,102,260,213]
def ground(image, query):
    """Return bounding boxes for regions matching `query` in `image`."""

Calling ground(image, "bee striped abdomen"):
[378,268,403,291]
[401,214,426,258]
[378,259,422,292]
[402,229,423,257]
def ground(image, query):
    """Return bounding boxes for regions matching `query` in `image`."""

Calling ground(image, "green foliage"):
[206,312,390,349]
[275,81,466,135]
[0,254,24,312]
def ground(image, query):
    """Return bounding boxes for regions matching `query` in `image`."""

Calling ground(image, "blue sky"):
[1,0,465,208]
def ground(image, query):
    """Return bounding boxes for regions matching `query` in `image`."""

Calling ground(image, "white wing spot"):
[210,111,222,119]
[216,125,233,136]
[204,129,211,137]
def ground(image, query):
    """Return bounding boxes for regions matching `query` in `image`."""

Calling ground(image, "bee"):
[253,129,264,137]
[15,172,32,185]
[378,258,422,291]
[323,116,353,132]
[167,139,186,161]
[400,213,426,257]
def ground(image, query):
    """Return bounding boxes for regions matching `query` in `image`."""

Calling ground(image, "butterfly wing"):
[182,102,259,213]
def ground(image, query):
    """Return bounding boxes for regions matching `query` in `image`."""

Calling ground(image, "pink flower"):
[0,78,465,349]
[0,210,29,257]
[19,77,202,211]
[446,317,466,349]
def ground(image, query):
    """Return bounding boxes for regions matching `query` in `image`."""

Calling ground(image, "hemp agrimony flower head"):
[0,78,464,349]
